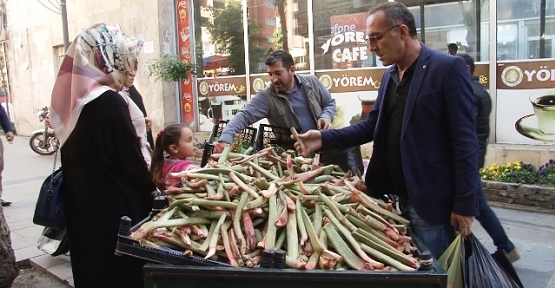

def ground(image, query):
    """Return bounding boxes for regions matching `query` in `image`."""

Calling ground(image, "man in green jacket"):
[215,50,363,174]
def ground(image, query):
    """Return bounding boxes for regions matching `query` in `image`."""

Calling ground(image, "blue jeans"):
[476,186,515,253]
[402,202,457,260]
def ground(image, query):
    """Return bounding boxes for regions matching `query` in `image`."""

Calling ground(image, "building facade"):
[1,0,180,135]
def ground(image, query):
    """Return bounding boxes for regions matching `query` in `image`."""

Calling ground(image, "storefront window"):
[404,0,490,62]
[498,0,555,60]
[199,0,246,76]
[195,0,249,131]
[249,0,309,73]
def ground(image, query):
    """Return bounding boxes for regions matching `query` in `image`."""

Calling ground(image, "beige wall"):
[485,144,555,169]
[3,0,180,136]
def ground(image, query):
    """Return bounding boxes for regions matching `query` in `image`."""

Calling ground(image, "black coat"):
[61,91,155,288]
[471,76,492,168]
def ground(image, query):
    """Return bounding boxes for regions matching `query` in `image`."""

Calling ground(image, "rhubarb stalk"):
[233,192,249,255]
[323,223,372,271]
[205,213,227,259]
[242,211,257,251]
[264,190,278,250]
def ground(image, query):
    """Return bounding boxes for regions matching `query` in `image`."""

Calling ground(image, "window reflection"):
[404,0,489,62]
[497,0,555,60]
[313,2,386,70]
[248,0,309,73]
[196,0,249,131]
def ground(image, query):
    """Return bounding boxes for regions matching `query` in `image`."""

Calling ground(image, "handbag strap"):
[49,149,59,191]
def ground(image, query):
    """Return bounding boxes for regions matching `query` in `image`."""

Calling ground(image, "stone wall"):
[482,180,555,213]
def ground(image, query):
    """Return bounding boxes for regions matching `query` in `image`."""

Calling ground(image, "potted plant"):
[148,53,196,82]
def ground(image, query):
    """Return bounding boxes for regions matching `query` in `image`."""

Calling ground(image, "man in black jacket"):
[461,54,519,263]
[461,54,491,168]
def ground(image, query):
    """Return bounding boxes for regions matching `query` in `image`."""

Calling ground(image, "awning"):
[203,55,229,70]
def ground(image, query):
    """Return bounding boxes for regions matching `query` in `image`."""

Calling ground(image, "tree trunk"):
[276,0,288,51]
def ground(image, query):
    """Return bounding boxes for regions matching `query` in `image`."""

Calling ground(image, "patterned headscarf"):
[49,23,143,147]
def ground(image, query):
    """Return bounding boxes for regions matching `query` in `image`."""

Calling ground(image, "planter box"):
[482,180,555,212]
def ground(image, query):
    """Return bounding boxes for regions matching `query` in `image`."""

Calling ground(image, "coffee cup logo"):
[253,78,265,92]
[199,82,209,96]
[501,66,523,87]
[319,74,332,91]
[530,92,555,134]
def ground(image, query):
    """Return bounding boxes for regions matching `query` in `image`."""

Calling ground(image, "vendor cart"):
[116,214,447,288]
[142,263,446,288]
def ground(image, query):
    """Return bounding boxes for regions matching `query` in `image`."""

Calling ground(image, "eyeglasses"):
[365,25,400,44]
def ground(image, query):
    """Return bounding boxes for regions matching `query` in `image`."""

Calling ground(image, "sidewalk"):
[2,135,555,288]
[2,136,73,287]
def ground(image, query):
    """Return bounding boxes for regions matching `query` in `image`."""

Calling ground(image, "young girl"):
[151,124,199,190]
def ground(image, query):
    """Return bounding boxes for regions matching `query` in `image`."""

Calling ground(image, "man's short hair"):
[459,54,475,74]
[265,50,295,69]
[448,43,458,52]
[368,2,418,37]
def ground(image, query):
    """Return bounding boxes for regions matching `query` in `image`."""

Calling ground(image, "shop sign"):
[197,76,247,97]
[495,59,555,145]
[176,0,195,125]
[250,75,270,93]
[322,12,368,64]
[315,69,386,93]
[474,63,490,89]
[497,60,555,89]
[249,64,488,95]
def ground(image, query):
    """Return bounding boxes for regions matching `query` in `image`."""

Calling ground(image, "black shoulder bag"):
[33,151,69,256]
[33,151,65,229]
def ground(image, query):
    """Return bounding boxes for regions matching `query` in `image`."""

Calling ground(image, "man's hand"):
[450,212,474,236]
[293,130,323,157]
[212,141,226,153]
[5,131,14,144]
[317,118,332,130]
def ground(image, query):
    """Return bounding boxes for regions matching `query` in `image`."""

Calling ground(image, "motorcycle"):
[29,106,59,155]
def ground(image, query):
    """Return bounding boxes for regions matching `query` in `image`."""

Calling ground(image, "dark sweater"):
[0,105,13,133]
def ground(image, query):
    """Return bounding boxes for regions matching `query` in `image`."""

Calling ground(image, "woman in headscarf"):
[49,23,156,288]
[128,86,155,149]
[120,69,152,167]
[123,72,155,149]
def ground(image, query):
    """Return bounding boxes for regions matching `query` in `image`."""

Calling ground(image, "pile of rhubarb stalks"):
[131,145,420,271]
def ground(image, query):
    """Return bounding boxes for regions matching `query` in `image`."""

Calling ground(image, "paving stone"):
[15,245,45,262]
[46,262,74,284]
[515,244,555,273]
[31,254,71,271]
[515,267,551,288]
